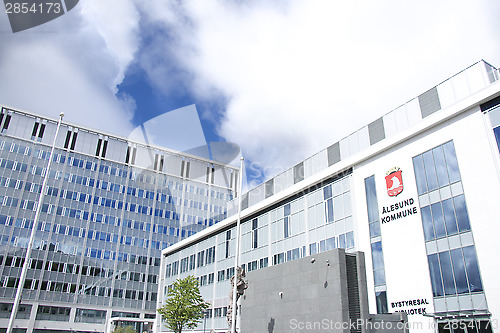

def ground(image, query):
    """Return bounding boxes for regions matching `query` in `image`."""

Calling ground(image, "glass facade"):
[364,175,388,314]
[0,107,237,332]
[413,141,488,319]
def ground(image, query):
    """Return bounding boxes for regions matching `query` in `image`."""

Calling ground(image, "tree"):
[112,326,137,333]
[157,275,209,333]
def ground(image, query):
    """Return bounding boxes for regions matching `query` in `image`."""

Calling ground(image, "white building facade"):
[158,60,500,333]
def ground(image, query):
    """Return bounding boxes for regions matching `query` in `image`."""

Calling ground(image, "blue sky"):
[1,0,500,188]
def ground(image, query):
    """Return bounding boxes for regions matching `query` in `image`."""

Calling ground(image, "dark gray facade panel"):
[293,162,304,184]
[327,142,341,166]
[265,178,274,198]
[418,86,441,118]
[368,118,385,145]
[241,193,249,210]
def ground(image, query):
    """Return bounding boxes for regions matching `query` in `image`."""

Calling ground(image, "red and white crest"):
[385,168,403,197]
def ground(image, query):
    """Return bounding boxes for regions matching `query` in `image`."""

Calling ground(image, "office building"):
[158,60,500,333]
[0,106,238,333]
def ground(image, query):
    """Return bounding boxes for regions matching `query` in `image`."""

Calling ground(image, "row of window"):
[166,247,216,277]
[428,246,483,297]
[1,139,232,197]
[1,256,159,282]
[2,276,158,301]
[420,195,470,241]
[309,231,355,255]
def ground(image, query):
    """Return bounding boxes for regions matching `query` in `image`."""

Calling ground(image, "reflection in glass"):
[369,221,381,238]
[423,150,439,191]
[438,251,457,296]
[428,254,444,297]
[325,199,334,223]
[413,155,427,195]
[364,176,380,223]
[454,195,471,232]
[450,248,469,294]
[421,205,435,241]
[431,202,446,239]
[442,199,458,236]
[371,242,385,270]
[443,141,461,183]
[433,146,450,187]
[463,246,483,292]
[375,291,388,314]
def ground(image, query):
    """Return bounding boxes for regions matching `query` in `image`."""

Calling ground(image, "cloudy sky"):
[1,0,499,187]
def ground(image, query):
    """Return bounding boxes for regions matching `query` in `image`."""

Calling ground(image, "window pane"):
[375,291,388,314]
[433,146,450,187]
[369,221,381,238]
[450,248,469,294]
[346,231,354,248]
[438,251,457,295]
[443,141,461,183]
[325,198,334,223]
[428,254,444,297]
[413,155,428,195]
[338,234,346,249]
[323,185,332,200]
[309,243,317,255]
[421,205,435,241]
[371,241,385,270]
[431,202,446,239]
[373,269,386,286]
[463,246,483,292]
[442,199,458,236]
[364,176,380,222]
[453,195,470,232]
[325,237,335,251]
[422,150,438,191]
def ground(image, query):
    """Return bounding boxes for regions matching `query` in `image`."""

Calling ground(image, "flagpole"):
[231,157,244,333]
[7,113,64,333]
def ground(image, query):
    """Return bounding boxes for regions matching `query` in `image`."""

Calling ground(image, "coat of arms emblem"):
[385,167,403,197]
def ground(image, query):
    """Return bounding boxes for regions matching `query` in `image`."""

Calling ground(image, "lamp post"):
[203,310,208,333]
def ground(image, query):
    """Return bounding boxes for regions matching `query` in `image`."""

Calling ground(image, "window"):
[252,219,258,249]
[197,251,205,267]
[225,230,231,258]
[427,246,483,297]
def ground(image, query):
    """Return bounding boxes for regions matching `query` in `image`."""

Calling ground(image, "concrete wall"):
[240,249,367,333]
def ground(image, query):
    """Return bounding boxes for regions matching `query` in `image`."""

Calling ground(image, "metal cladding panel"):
[368,117,385,145]
[189,159,207,182]
[327,142,341,166]
[418,86,441,118]
[8,112,32,140]
[357,126,370,151]
[134,145,154,169]
[248,183,265,207]
[105,137,128,163]
[164,154,183,177]
[73,130,98,156]
[214,165,231,188]
[348,132,360,156]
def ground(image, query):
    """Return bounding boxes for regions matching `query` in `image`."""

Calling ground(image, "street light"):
[202,310,208,333]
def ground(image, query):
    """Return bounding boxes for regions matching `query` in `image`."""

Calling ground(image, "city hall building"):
[0,105,238,333]
[157,60,500,333]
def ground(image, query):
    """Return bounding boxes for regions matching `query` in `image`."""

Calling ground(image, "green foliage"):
[157,275,209,333]
[113,326,137,333]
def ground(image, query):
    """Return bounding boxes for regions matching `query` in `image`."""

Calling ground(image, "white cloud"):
[0,1,139,136]
[146,0,500,181]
